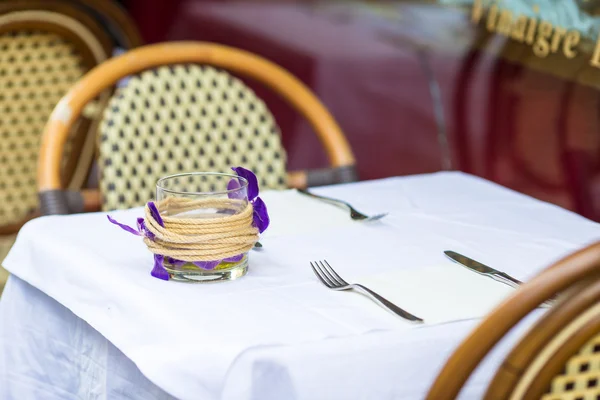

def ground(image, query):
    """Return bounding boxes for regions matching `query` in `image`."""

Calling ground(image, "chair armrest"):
[81,189,102,212]
[64,189,101,214]
[287,166,358,189]
[287,170,307,189]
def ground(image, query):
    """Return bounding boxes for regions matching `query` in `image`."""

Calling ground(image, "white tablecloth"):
[2,172,599,400]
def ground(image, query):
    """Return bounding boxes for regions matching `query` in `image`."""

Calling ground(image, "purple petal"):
[223,254,244,263]
[151,255,169,280]
[227,177,245,200]
[167,257,186,267]
[252,197,270,233]
[137,218,155,240]
[147,202,164,227]
[107,215,141,236]
[192,260,221,270]
[227,177,241,190]
[232,166,259,201]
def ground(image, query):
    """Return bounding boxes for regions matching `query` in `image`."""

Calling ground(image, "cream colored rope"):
[142,197,258,262]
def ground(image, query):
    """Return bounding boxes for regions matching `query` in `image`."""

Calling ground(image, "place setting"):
[6,166,556,332]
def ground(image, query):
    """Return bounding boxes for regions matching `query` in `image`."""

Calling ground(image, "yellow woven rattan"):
[542,333,600,400]
[98,64,288,211]
[0,30,87,226]
[0,235,14,262]
[0,234,14,295]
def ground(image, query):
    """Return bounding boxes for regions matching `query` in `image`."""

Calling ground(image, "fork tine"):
[317,261,344,287]
[323,260,349,286]
[361,213,388,222]
[310,262,333,288]
[366,213,388,222]
[315,261,338,287]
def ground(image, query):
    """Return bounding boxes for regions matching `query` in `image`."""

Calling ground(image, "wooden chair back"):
[0,2,112,232]
[0,0,143,49]
[37,42,357,214]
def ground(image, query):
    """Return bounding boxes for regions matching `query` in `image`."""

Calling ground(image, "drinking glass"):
[155,172,250,283]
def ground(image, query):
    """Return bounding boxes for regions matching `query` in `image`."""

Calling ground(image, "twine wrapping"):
[142,197,259,262]
[108,166,270,281]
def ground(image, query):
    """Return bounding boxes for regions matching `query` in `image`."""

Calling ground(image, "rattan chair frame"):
[427,242,600,400]
[486,278,600,398]
[0,0,142,49]
[0,6,112,233]
[69,0,142,49]
[510,302,600,399]
[37,42,358,215]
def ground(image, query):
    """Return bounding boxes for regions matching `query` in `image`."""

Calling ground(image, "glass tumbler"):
[156,172,251,283]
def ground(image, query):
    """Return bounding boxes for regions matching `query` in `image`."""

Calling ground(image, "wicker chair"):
[427,241,600,400]
[0,0,141,293]
[0,3,112,263]
[0,0,142,50]
[36,42,357,214]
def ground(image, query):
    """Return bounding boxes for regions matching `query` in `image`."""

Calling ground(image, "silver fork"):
[310,260,424,323]
[297,189,388,221]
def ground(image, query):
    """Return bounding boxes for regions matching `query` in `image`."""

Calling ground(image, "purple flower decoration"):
[107,215,155,240]
[232,166,259,201]
[193,260,221,270]
[151,255,169,280]
[147,202,163,226]
[251,197,269,233]
[107,167,269,281]
[108,201,169,281]
[230,167,270,233]
[227,177,243,199]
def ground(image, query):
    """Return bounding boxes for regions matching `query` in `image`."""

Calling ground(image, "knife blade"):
[444,250,556,307]
[444,250,523,290]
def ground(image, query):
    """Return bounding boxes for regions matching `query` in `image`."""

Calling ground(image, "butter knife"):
[444,250,523,289]
[444,250,555,307]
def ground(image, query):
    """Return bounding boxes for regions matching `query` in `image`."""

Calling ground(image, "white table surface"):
[2,172,599,400]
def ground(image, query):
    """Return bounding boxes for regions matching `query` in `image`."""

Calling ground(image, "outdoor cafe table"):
[2,172,599,399]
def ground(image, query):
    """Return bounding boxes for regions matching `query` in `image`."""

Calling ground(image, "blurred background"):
[120,0,600,220]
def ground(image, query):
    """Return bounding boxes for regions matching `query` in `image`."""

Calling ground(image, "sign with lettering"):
[470,0,600,67]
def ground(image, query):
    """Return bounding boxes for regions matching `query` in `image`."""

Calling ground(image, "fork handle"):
[353,284,424,323]
[297,189,352,210]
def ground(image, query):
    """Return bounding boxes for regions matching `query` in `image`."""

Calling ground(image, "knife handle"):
[495,273,556,307]
[492,272,523,290]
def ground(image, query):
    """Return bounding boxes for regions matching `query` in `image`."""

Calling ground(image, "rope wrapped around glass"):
[108,167,270,283]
